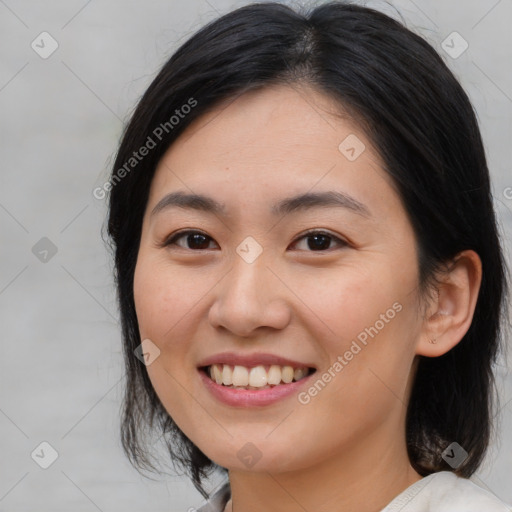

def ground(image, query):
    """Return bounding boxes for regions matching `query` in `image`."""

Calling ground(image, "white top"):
[196,471,511,511]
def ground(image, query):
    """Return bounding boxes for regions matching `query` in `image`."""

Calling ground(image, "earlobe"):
[417,250,482,357]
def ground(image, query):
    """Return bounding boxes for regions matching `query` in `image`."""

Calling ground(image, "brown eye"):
[165,230,218,250]
[163,229,347,252]
[290,230,347,252]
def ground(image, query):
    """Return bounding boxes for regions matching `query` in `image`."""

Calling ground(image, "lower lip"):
[199,369,315,407]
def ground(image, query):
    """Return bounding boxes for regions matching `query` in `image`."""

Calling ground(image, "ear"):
[416,250,482,357]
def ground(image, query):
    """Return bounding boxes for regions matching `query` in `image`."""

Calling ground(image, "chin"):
[199,435,315,474]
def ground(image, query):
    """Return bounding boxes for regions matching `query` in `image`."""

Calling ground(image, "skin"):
[133,83,482,512]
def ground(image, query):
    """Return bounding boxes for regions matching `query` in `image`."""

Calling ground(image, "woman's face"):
[133,84,426,473]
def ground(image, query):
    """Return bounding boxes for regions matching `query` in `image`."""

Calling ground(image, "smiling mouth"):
[201,364,316,390]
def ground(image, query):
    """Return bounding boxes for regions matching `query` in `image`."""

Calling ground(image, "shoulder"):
[195,481,231,512]
[432,472,511,511]
[383,471,511,512]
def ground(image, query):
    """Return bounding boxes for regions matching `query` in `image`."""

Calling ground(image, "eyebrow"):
[151,190,371,218]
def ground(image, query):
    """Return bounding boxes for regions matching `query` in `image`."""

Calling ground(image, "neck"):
[224,426,422,512]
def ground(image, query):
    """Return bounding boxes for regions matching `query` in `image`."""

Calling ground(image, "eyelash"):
[162,229,349,252]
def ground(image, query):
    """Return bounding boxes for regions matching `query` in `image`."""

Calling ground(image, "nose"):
[208,253,292,337]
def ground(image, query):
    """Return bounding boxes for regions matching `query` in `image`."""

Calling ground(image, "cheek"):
[290,257,417,347]
[133,254,210,342]
[291,258,421,408]
[133,255,218,433]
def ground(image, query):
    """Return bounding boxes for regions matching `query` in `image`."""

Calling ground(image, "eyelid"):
[162,229,219,250]
[162,228,349,251]
[289,229,349,250]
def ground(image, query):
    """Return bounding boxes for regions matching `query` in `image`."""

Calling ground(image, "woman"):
[106,2,511,511]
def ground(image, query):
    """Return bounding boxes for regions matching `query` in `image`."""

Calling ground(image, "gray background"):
[1,0,511,510]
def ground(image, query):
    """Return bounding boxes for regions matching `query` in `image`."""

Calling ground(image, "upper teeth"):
[209,364,309,388]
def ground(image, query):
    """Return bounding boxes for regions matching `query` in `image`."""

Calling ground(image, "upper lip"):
[198,352,316,370]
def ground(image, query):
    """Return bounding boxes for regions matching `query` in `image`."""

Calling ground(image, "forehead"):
[147,84,395,217]
[167,84,367,165]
